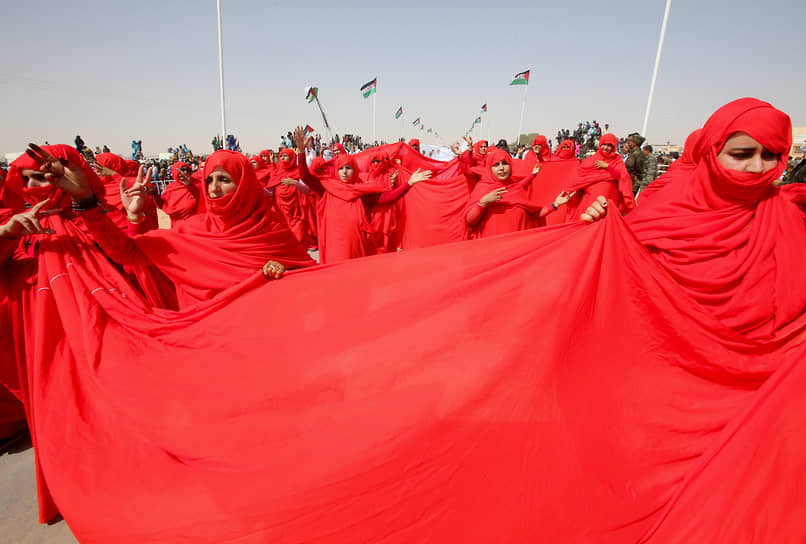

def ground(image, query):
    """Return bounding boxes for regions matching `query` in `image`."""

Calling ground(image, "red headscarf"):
[332,143,346,156]
[133,150,314,307]
[531,135,552,162]
[95,153,128,176]
[472,140,488,155]
[249,155,272,186]
[125,160,140,177]
[564,133,635,220]
[627,97,803,339]
[310,157,327,175]
[553,139,576,160]
[408,139,420,152]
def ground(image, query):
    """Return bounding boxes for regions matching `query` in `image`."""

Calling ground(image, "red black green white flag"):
[412,117,421,127]
[305,86,318,103]
[361,78,377,98]
[395,106,403,119]
[509,70,530,86]
[304,125,315,135]
[473,116,482,125]
[481,103,488,112]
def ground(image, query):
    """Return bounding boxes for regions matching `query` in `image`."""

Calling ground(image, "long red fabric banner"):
[5,202,806,543]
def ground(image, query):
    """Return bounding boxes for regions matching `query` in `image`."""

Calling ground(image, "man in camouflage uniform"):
[638,144,659,195]
[624,133,647,195]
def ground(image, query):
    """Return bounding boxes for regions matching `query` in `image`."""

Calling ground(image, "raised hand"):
[0,199,59,238]
[479,187,507,206]
[450,143,461,156]
[407,169,433,186]
[120,166,152,217]
[25,143,92,200]
[463,136,473,147]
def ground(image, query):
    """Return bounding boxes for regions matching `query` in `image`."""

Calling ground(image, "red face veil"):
[6,144,105,210]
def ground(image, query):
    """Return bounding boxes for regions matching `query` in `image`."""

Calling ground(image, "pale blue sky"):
[2,0,803,157]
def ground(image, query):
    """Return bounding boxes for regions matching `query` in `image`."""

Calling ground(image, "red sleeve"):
[375,183,411,204]
[465,202,485,225]
[458,151,474,178]
[297,154,325,197]
[80,207,152,266]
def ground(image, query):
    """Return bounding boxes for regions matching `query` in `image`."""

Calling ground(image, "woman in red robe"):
[266,148,317,248]
[464,148,571,237]
[582,97,806,340]
[160,161,204,226]
[28,148,315,309]
[563,133,635,222]
[294,128,430,263]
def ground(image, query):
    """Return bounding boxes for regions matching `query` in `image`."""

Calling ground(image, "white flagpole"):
[216,0,227,144]
[642,0,673,140]
[372,92,377,145]
[516,84,528,150]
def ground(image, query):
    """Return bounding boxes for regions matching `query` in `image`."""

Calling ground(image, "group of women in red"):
[1,97,805,541]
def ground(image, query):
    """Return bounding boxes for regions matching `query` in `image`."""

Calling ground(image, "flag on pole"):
[394,106,403,119]
[509,70,530,85]
[304,125,315,135]
[360,78,377,98]
[412,117,421,127]
[427,128,432,133]
[481,103,488,112]
[420,125,424,131]
[305,86,318,103]
[474,116,482,125]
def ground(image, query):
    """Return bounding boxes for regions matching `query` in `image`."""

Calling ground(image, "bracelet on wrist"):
[127,214,146,224]
[551,202,559,210]
[71,194,99,212]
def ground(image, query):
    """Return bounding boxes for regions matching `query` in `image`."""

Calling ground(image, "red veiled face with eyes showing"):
[717,132,779,174]
[250,160,259,169]
[532,144,542,154]
[479,142,488,155]
[600,143,614,156]
[279,155,291,165]
[20,169,49,188]
[206,166,237,199]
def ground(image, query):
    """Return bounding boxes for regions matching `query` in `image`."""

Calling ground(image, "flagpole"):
[216,0,227,143]
[642,0,672,140]
[516,84,528,150]
[372,92,377,145]
[313,95,334,144]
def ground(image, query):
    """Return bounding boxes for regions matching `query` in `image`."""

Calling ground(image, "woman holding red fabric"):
[294,127,431,263]
[563,133,635,222]
[365,151,404,253]
[266,148,316,248]
[27,147,315,309]
[465,148,572,238]
[160,161,204,226]
[581,97,806,340]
